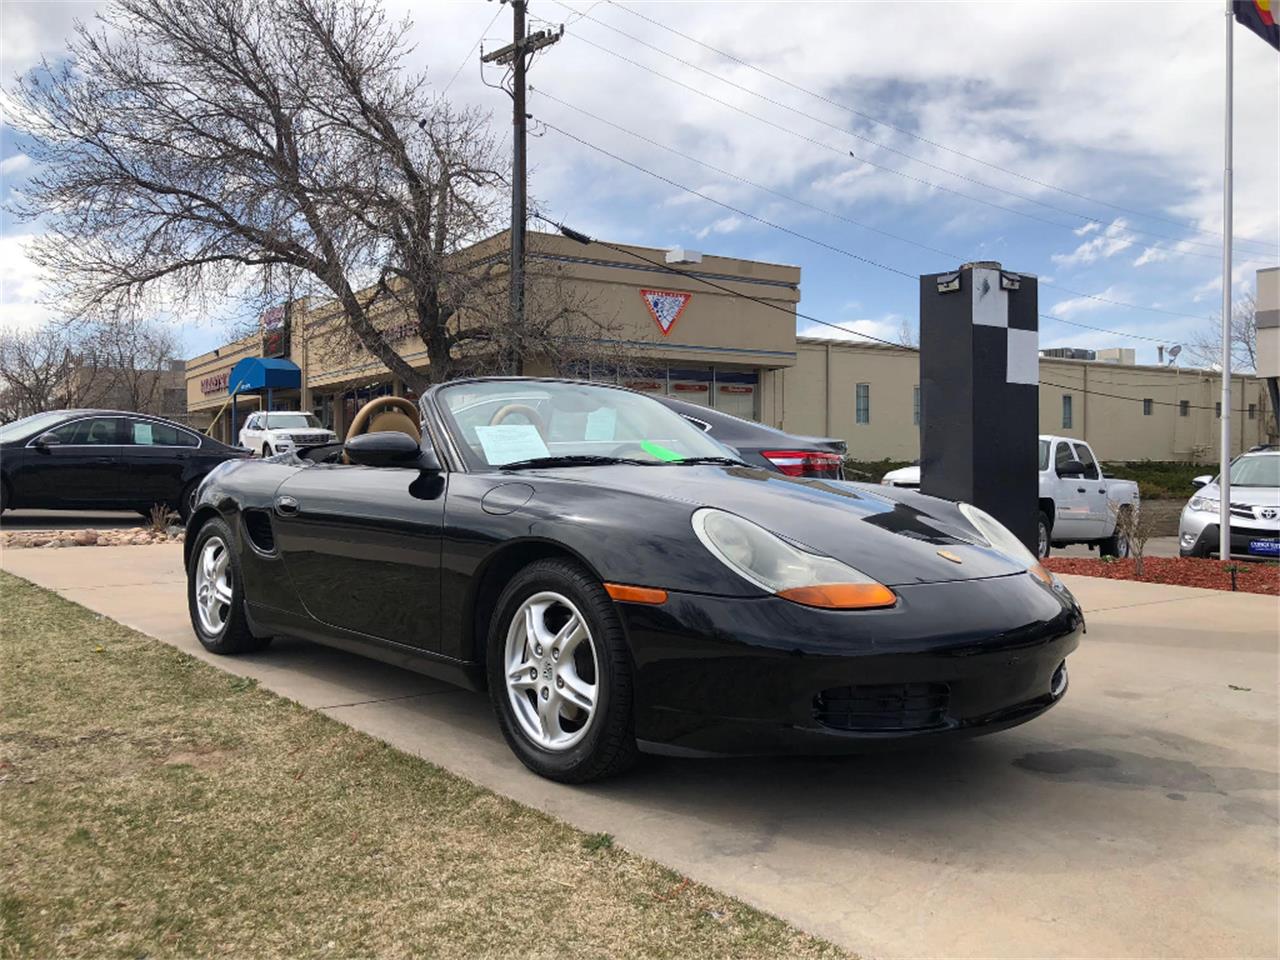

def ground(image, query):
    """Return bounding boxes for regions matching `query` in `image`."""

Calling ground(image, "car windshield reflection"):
[437,379,740,471]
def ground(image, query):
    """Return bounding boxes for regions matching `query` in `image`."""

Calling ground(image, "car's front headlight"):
[691,508,895,609]
[1188,495,1219,513]
[958,502,1053,586]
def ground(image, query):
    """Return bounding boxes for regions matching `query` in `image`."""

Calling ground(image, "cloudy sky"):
[2,0,1277,363]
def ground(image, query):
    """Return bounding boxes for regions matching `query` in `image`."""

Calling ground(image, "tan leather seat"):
[345,396,423,445]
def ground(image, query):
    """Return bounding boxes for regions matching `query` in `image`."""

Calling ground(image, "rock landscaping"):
[1,526,184,549]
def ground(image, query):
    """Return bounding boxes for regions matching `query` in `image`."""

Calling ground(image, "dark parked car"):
[185,379,1082,784]
[0,409,248,519]
[656,395,846,478]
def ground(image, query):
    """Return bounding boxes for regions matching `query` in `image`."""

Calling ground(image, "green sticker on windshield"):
[641,440,683,462]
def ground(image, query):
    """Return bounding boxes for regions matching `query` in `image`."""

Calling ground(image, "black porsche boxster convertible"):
[185,377,1083,783]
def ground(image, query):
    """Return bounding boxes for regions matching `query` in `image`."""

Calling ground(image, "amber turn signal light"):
[1028,563,1053,586]
[604,583,669,605]
[776,583,897,610]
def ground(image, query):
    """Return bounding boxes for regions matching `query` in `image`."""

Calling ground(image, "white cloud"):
[1133,245,1173,267]
[1051,218,1135,267]
[798,313,904,346]
[0,154,32,178]
[695,215,744,240]
[1073,222,1101,236]
[0,234,52,331]
[1047,285,1124,318]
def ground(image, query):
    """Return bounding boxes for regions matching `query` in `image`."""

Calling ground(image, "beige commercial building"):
[187,231,1275,462]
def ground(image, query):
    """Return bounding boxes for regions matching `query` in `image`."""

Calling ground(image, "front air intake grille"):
[813,682,951,732]
[242,509,276,554]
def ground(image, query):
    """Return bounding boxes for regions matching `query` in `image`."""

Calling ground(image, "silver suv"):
[1179,448,1279,559]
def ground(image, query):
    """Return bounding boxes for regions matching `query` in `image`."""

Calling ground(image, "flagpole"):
[1218,0,1234,561]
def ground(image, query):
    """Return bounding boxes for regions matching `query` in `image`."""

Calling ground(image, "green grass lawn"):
[0,572,847,960]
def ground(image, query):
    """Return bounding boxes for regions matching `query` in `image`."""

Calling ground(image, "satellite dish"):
[1168,344,1182,358]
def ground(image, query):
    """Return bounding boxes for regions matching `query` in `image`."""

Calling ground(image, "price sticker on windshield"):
[474,425,549,466]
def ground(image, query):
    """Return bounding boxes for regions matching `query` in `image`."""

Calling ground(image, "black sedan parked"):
[185,378,1082,783]
[1,409,248,520]
[657,395,846,478]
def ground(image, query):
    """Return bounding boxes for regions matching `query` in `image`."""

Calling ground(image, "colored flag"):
[1235,0,1280,50]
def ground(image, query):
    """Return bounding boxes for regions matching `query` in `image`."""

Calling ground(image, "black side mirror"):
[344,431,440,471]
[1058,459,1086,477]
[33,432,61,451]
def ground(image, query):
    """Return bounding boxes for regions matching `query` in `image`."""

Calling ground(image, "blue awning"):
[229,357,301,394]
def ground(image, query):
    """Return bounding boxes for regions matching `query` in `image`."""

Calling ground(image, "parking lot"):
[2,543,1275,959]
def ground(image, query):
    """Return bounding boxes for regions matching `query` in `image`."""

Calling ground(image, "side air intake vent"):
[243,509,276,554]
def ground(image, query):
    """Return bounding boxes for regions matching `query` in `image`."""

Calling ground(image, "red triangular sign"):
[640,289,692,336]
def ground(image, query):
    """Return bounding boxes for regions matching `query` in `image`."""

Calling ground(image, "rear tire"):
[1037,511,1052,559]
[187,517,270,655]
[486,558,639,783]
[261,443,273,458]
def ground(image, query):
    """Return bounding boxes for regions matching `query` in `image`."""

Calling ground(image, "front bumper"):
[1180,518,1280,558]
[619,572,1083,756]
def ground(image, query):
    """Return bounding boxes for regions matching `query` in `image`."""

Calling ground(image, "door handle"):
[1077,487,1087,493]
[274,495,299,517]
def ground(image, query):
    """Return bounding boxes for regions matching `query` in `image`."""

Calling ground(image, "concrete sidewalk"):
[2,544,1277,959]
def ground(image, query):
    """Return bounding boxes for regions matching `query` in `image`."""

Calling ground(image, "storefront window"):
[668,368,712,407]
[714,371,758,420]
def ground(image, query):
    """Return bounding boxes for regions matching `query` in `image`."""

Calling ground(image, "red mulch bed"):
[1044,556,1279,596]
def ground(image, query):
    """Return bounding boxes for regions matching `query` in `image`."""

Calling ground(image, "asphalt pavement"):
[1,544,1275,959]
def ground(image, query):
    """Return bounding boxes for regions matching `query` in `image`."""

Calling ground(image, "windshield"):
[437,380,736,469]
[1229,455,1279,488]
[0,411,69,444]
[263,413,322,430]
[1038,439,1049,471]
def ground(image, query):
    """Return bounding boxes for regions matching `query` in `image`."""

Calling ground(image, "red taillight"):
[761,450,845,478]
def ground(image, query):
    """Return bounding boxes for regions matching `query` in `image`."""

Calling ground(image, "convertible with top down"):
[185,377,1084,783]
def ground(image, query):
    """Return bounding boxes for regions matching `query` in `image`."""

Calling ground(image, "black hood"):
[522,464,1029,587]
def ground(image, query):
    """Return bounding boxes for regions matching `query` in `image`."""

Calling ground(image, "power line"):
[531,212,908,348]
[535,88,1213,325]
[535,212,1239,413]
[556,29,1230,265]
[442,5,504,94]
[538,118,1209,345]
[539,120,920,279]
[597,0,1279,255]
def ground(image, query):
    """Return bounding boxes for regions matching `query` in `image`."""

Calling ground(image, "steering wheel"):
[488,403,548,440]
[345,396,423,443]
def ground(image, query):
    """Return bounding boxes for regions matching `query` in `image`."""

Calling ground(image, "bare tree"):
[7,0,590,393]
[1186,290,1258,372]
[84,319,181,414]
[0,325,97,421]
[895,316,918,349]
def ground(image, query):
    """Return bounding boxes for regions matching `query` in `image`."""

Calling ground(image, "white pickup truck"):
[881,434,1140,558]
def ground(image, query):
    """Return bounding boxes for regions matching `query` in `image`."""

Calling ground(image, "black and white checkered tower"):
[919,262,1040,553]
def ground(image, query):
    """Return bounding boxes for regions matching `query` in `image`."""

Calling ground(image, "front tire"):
[487,558,638,783]
[261,443,273,458]
[1037,511,1052,559]
[187,517,270,655]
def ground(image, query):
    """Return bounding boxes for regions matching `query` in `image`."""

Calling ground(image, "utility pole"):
[482,1,562,373]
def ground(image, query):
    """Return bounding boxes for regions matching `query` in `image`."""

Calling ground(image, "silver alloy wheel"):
[503,591,599,752]
[1037,519,1050,559]
[195,536,233,635]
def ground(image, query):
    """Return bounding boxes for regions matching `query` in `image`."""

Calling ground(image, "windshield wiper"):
[668,456,746,466]
[498,455,655,470]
